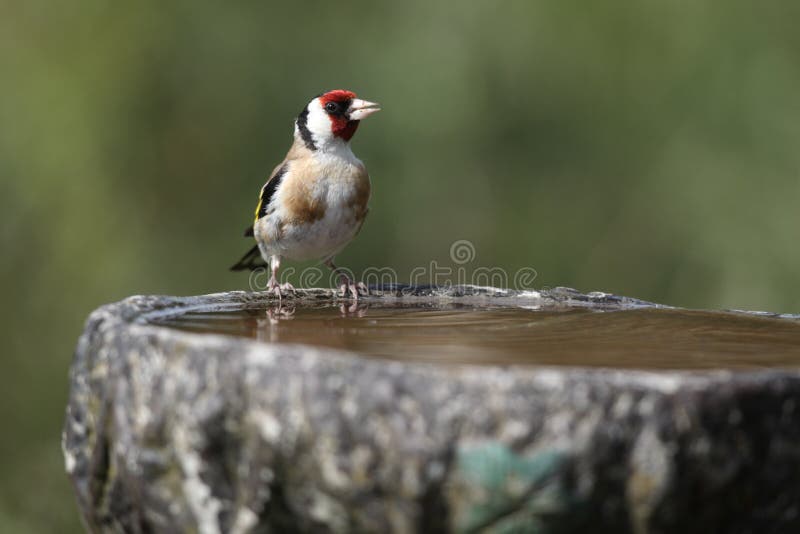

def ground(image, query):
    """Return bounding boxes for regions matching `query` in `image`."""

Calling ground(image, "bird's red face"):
[319,90,360,141]
[297,89,381,150]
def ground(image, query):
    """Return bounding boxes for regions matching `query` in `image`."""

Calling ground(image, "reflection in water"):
[264,301,367,323]
[259,302,369,343]
[154,304,800,370]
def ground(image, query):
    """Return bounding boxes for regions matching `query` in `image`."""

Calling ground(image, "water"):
[154,303,800,370]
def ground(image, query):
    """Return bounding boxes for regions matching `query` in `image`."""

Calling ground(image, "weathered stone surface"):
[63,287,800,533]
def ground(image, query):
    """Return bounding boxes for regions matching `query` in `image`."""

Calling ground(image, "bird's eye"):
[324,102,338,113]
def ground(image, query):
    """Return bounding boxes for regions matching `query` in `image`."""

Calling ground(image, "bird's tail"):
[230,244,268,271]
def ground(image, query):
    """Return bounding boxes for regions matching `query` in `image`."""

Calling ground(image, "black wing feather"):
[255,163,288,220]
[232,163,289,272]
[230,244,267,271]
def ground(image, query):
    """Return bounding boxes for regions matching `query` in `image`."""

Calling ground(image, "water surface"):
[154,304,800,370]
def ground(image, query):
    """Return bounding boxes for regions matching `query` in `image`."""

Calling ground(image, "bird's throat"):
[330,117,359,141]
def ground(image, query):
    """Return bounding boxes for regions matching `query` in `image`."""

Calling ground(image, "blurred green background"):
[2,1,799,531]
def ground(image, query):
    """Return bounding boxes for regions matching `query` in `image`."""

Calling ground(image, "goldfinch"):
[231,89,381,299]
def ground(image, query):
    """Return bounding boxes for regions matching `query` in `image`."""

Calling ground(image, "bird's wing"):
[233,161,291,271]
[241,161,290,238]
[230,244,267,271]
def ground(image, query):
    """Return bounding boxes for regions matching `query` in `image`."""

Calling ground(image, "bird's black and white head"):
[295,90,381,151]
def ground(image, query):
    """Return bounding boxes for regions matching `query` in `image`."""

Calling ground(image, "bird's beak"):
[347,99,381,121]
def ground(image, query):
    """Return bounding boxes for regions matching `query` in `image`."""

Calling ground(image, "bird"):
[231,89,381,300]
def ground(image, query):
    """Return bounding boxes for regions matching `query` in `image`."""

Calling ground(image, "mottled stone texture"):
[63,287,800,533]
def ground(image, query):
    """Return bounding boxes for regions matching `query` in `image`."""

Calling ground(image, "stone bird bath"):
[62,286,800,533]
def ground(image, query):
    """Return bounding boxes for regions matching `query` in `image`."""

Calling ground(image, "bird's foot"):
[279,282,296,294]
[337,276,368,301]
[267,278,296,301]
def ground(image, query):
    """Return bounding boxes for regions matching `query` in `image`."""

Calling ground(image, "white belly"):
[254,172,367,262]
[276,205,362,261]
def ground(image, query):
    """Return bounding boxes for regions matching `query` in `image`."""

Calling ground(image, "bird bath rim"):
[109,285,799,379]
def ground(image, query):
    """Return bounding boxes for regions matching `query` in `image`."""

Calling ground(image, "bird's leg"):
[267,257,279,290]
[324,258,367,300]
[267,255,281,302]
[267,255,295,302]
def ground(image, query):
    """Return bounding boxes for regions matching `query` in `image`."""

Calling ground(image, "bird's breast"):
[282,157,370,224]
[255,155,370,260]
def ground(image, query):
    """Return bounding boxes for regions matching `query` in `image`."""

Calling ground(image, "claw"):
[267,277,295,303]
[280,282,296,294]
[325,259,367,301]
[337,276,365,301]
